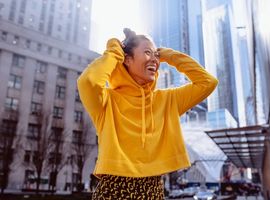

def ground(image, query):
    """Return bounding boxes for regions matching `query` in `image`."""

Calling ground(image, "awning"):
[205,125,270,169]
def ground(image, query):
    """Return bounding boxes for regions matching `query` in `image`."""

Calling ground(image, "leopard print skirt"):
[92,174,165,200]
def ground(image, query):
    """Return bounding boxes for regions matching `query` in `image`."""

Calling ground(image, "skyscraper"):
[202,0,268,127]
[140,0,190,87]
[201,0,239,126]
[253,0,270,124]
[140,0,208,119]
[229,0,257,126]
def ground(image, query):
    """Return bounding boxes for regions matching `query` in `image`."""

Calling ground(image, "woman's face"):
[124,39,160,86]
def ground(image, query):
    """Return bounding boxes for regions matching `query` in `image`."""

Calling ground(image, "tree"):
[46,127,66,192]
[25,110,68,193]
[0,111,19,194]
[26,111,54,193]
[72,122,95,192]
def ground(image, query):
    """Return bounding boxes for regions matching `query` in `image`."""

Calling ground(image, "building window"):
[57,25,62,32]
[12,35,19,45]
[39,22,44,31]
[30,102,42,115]
[48,152,61,165]
[24,150,31,163]
[68,53,72,61]
[40,1,47,20]
[2,120,17,135]
[12,54,25,68]
[29,15,34,22]
[27,124,40,139]
[8,74,22,89]
[1,31,7,41]
[47,46,52,54]
[58,50,62,58]
[8,0,16,21]
[75,90,81,102]
[74,111,83,123]
[33,80,45,94]
[25,39,31,48]
[32,151,39,163]
[57,67,67,79]
[55,85,65,99]
[20,0,27,13]
[53,106,64,119]
[50,127,63,141]
[47,15,53,35]
[5,97,19,111]
[36,61,47,73]
[72,130,82,144]
[18,15,24,24]
[37,43,42,51]
[77,56,81,64]
[0,3,4,10]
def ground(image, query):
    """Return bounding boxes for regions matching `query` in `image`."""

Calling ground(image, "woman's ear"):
[123,55,131,67]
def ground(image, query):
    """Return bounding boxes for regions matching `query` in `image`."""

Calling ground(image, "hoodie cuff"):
[158,47,193,69]
[105,38,125,62]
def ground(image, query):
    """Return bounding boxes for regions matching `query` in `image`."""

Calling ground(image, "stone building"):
[0,0,99,192]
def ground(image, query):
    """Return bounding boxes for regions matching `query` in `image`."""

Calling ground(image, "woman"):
[77,28,218,199]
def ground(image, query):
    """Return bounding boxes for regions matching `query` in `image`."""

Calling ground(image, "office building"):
[0,0,99,192]
[201,0,239,125]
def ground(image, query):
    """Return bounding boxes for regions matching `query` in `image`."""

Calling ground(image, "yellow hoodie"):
[77,38,218,177]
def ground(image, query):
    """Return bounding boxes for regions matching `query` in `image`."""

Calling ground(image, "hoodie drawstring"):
[140,86,155,148]
[148,85,154,135]
[140,87,146,148]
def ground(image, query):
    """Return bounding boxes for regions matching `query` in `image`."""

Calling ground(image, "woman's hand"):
[157,47,171,63]
[106,38,125,62]
[157,47,183,67]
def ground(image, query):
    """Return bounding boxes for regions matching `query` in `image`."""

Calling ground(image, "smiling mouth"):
[146,66,157,73]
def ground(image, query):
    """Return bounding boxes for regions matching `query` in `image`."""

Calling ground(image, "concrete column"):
[56,70,77,189]
[64,70,76,135]
[0,51,12,117]
[9,57,36,190]
[17,58,36,134]
[43,64,57,113]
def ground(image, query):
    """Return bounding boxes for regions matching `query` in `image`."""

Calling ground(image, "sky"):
[90,0,146,53]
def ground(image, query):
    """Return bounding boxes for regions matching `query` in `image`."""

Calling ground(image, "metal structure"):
[205,125,270,169]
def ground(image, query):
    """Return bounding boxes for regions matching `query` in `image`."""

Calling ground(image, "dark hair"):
[122,28,152,57]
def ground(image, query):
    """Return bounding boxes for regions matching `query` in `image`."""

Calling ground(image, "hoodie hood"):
[109,63,159,147]
[109,63,158,96]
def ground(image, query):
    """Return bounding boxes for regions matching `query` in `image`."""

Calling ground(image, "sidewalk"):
[237,196,264,200]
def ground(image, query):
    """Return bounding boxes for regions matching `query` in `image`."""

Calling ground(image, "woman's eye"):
[145,50,151,55]
[154,52,160,58]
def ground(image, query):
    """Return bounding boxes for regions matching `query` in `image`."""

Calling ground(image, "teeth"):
[147,66,156,72]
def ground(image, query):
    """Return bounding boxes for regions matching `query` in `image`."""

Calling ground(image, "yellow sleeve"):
[77,39,124,131]
[159,48,218,115]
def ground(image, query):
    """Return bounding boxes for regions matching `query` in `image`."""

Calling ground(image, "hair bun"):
[123,28,136,39]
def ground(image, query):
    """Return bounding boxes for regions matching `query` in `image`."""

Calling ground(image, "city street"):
[167,196,264,200]
[0,0,269,199]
